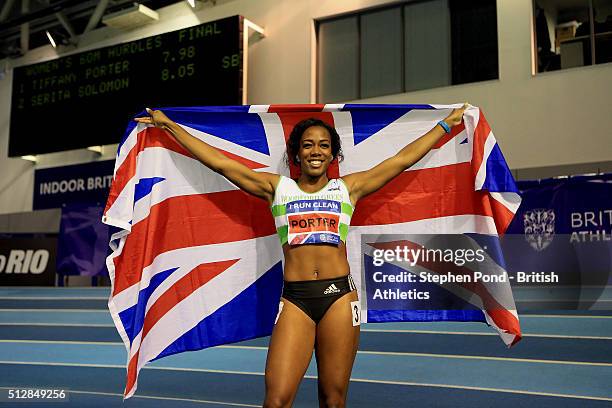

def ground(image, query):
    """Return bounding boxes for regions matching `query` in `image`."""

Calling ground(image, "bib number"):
[350,301,361,326]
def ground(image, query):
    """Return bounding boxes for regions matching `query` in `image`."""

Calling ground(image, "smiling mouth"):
[308,160,323,167]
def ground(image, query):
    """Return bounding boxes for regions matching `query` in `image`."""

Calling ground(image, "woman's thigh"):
[314,291,360,402]
[264,297,316,405]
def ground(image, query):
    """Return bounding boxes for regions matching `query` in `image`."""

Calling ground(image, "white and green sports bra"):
[270,176,354,246]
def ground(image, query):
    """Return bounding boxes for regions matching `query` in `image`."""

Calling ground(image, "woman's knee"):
[263,391,294,408]
[319,389,346,408]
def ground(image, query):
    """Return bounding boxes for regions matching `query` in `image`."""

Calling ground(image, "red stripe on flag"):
[268,104,325,113]
[432,123,466,149]
[218,149,267,169]
[141,260,238,340]
[123,259,237,396]
[124,350,140,397]
[112,190,275,296]
[487,194,517,236]
[105,127,192,215]
[275,111,340,179]
[510,331,523,346]
[487,308,522,342]
[105,128,267,216]
[351,163,495,226]
[471,111,492,182]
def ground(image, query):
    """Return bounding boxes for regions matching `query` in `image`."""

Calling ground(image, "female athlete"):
[135,103,467,408]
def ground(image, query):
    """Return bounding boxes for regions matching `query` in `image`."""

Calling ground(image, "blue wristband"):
[437,120,451,134]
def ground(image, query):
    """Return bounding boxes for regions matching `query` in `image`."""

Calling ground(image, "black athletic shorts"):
[280,275,358,324]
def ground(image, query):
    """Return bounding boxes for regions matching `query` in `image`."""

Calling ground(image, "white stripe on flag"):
[491,192,522,214]
[248,105,270,113]
[127,235,280,384]
[115,121,275,181]
[339,110,472,175]
[115,125,142,173]
[256,113,292,176]
[111,234,281,313]
[323,104,345,111]
[475,131,496,190]
[483,310,520,346]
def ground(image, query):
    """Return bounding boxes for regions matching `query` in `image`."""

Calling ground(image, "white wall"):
[0,0,610,214]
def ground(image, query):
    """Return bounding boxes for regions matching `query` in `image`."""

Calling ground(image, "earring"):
[295,156,300,163]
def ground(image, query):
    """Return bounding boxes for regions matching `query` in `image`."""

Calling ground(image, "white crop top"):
[270,176,354,246]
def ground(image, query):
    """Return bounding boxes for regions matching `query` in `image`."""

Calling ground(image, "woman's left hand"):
[444,103,469,127]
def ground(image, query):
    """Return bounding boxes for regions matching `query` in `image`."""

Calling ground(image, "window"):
[361,8,403,98]
[534,0,612,73]
[318,16,359,102]
[317,0,498,103]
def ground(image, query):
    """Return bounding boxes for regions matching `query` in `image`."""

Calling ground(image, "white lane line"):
[0,340,124,346]
[518,300,612,302]
[0,296,592,303]
[0,340,269,349]
[360,329,612,340]
[522,314,612,319]
[0,287,107,289]
[3,309,611,319]
[0,297,107,300]
[219,345,268,350]
[0,342,610,367]
[3,309,612,321]
[0,363,609,402]
[0,387,259,407]
[0,309,107,313]
[517,285,612,288]
[1,324,610,340]
[0,323,114,327]
[356,350,612,367]
[365,329,499,336]
[5,297,604,302]
[346,378,612,402]
[0,360,264,375]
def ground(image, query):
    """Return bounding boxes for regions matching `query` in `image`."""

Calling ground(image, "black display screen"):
[9,15,243,157]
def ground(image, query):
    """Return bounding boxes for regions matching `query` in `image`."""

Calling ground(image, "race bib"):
[350,300,361,326]
[286,199,341,245]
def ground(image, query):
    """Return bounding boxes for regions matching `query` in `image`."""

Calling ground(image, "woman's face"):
[297,125,333,177]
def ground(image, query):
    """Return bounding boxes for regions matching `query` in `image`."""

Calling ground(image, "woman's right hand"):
[133,107,279,202]
[134,108,172,129]
[443,103,468,127]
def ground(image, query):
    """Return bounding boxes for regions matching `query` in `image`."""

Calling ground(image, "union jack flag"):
[103,104,522,398]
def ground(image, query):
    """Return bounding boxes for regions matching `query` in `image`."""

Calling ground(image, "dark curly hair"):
[285,118,343,167]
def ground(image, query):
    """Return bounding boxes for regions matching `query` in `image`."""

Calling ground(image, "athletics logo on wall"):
[523,209,555,251]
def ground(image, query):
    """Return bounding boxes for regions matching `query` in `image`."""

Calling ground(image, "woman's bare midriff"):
[282,242,350,281]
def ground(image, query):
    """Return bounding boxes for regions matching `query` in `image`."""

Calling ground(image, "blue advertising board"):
[57,204,111,277]
[0,234,57,286]
[33,160,114,210]
[503,174,612,309]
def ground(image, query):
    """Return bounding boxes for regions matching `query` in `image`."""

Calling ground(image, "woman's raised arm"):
[134,108,279,203]
[342,104,468,205]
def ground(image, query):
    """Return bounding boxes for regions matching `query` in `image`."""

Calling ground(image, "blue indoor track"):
[0,287,611,407]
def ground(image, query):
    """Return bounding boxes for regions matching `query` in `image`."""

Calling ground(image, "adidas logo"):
[323,283,341,295]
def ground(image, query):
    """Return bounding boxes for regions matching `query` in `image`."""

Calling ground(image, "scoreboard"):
[9,15,243,157]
